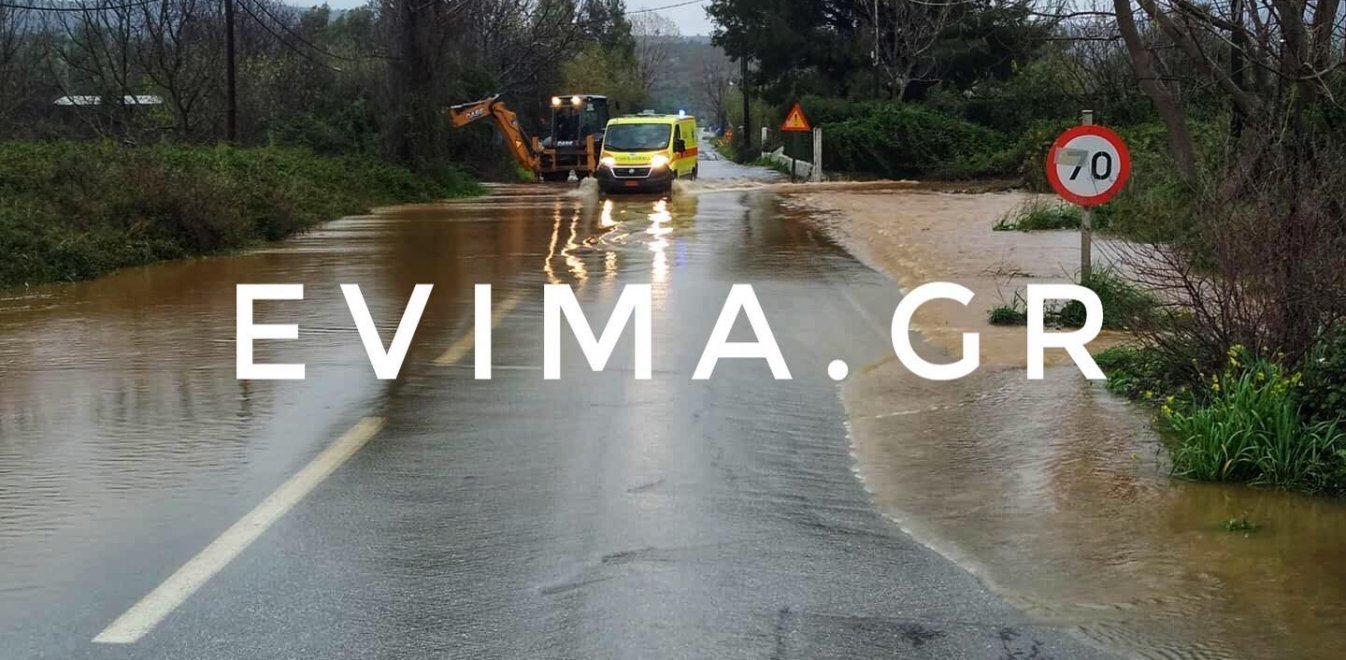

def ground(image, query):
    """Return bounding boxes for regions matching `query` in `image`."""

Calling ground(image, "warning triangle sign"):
[781,103,811,132]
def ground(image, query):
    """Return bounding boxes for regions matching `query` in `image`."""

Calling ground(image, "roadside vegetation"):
[0,141,478,287]
[707,0,1346,496]
[0,1,692,286]
[993,199,1083,232]
[987,268,1156,331]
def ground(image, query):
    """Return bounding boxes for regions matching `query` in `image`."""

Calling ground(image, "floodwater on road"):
[8,156,1107,659]
[819,189,1346,660]
[0,154,1343,659]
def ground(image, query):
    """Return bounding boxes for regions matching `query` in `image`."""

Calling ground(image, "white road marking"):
[433,293,522,366]
[92,416,386,644]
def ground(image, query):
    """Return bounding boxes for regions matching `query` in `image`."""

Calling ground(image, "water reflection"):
[648,199,672,284]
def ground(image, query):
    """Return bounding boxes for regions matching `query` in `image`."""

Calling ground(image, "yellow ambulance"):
[597,112,698,194]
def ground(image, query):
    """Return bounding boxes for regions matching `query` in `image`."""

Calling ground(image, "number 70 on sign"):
[1046,125,1131,207]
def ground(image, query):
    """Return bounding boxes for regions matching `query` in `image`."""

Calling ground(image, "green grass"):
[1221,517,1258,533]
[1164,350,1345,492]
[1094,345,1176,402]
[988,303,1029,326]
[749,156,793,176]
[988,289,1030,326]
[987,269,1155,330]
[1058,268,1158,330]
[993,198,1083,231]
[0,141,481,288]
[1099,343,1346,495]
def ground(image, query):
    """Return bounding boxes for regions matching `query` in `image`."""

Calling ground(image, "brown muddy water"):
[821,189,1346,659]
[1,176,1342,659]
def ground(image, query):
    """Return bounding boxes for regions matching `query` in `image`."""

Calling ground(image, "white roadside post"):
[811,127,823,182]
[761,126,769,149]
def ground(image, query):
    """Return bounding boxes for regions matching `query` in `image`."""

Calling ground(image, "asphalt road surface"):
[0,141,1113,658]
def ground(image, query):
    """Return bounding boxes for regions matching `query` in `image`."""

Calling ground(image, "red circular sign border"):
[1045,125,1131,207]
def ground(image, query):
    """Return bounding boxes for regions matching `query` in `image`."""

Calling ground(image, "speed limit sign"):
[1046,125,1130,207]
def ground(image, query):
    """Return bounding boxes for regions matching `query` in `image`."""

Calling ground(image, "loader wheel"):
[541,171,570,182]
[575,171,590,180]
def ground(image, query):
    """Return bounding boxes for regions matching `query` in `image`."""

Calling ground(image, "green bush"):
[1300,328,1346,424]
[0,141,481,288]
[1165,347,1345,493]
[1094,345,1176,403]
[818,102,1016,179]
[799,95,877,125]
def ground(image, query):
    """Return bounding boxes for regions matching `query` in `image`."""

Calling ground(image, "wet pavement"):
[0,145,1112,657]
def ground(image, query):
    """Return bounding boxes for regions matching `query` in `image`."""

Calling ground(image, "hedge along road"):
[0,146,1113,658]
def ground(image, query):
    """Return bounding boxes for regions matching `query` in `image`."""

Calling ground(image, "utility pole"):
[224,0,237,143]
[873,0,880,99]
[739,56,751,153]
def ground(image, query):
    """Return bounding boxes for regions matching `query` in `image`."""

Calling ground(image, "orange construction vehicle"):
[448,93,611,182]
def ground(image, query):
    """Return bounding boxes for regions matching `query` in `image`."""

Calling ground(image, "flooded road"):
[810,189,1346,660]
[0,149,1106,658]
[3,145,1343,659]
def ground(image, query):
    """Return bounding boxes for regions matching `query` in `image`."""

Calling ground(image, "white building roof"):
[54,95,163,107]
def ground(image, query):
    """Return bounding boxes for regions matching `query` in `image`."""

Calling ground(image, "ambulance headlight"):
[649,154,670,169]
[601,156,616,168]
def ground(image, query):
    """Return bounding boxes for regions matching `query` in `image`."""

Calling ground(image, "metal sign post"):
[1080,110,1094,281]
[1046,111,1131,284]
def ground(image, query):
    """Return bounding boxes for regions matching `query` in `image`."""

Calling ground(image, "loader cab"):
[547,94,610,148]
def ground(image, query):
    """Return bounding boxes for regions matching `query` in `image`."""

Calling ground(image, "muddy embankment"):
[792,187,1346,660]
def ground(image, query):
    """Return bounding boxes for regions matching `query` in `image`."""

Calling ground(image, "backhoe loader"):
[448,94,610,181]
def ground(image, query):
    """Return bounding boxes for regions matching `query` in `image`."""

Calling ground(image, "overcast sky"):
[627,0,714,36]
[292,1,716,37]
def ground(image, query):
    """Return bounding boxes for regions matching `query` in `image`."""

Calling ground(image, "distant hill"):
[643,36,732,120]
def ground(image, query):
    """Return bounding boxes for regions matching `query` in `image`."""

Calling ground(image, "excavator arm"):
[448,95,540,176]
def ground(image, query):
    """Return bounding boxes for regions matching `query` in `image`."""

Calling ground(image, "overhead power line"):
[0,0,153,11]
[244,0,352,62]
[628,0,705,14]
[236,0,340,71]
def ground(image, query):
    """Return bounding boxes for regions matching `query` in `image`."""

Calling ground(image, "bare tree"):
[1101,0,1346,367]
[866,0,954,99]
[137,0,222,139]
[632,12,678,93]
[698,55,733,129]
[1112,0,1346,178]
[52,1,147,137]
[0,5,29,130]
